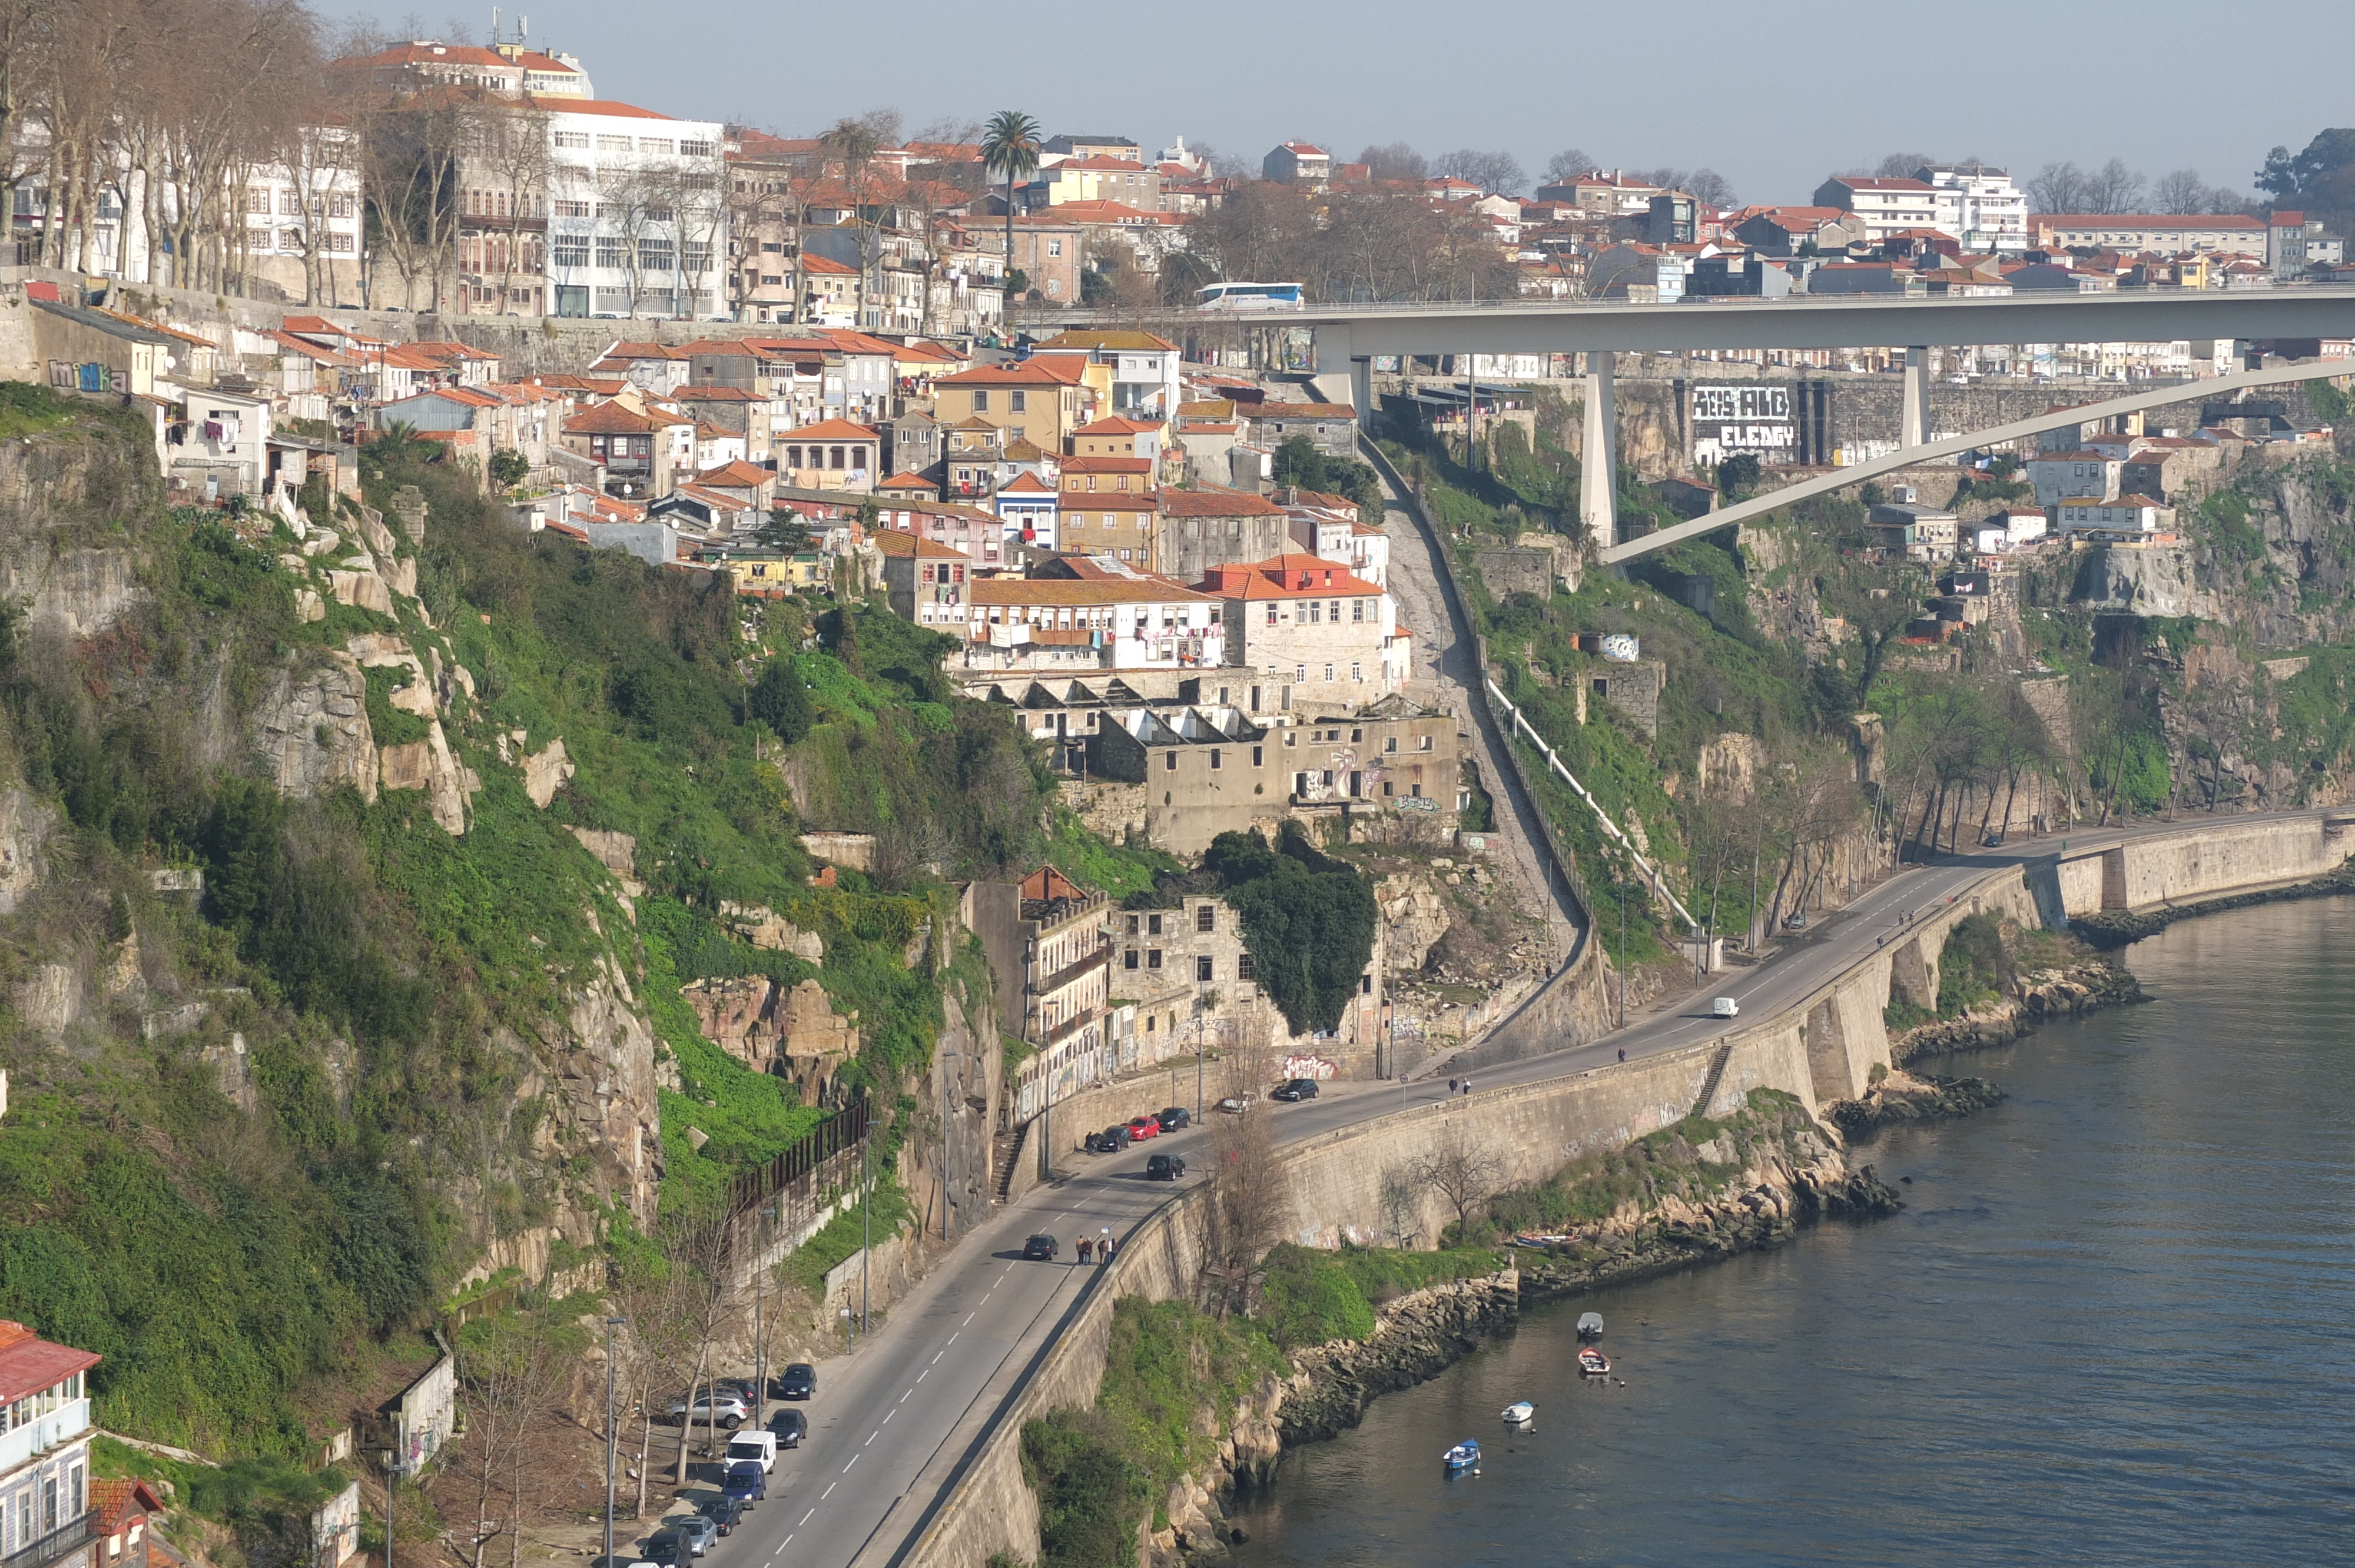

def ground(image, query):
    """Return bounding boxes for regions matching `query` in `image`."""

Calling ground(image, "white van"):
[1711,997,1740,1019]
[724,1430,777,1474]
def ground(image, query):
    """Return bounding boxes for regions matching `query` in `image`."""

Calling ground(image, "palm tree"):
[979,110,1041,334]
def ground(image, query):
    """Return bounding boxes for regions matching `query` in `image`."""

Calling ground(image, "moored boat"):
[1442,1439,1481,1471]
[1577,1346,1611,1377]
[1575,1311,1604,1339]
[1500,1401,1534,1424]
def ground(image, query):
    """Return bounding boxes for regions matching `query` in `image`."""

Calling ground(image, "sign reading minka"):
[1691,384,1795,460]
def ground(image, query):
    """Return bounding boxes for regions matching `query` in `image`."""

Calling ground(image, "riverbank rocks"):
[1893,957,2141,1063]
[1824,1069,2007,1142]
[1278,1272,1522,1447]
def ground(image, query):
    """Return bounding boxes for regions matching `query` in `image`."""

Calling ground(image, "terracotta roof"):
[999,472,1056,494]
[89,1480,167,1537]
[934,359,1088,388]
[601,341,692,360]
[695,460,773,488]
[1073,415,1165,436]
[0,1322,99,1405]
[873,530,968,559]
[1159,486,1286,519]
[1260,403,1356,419]
[785,417,877,441]
[1039,330,1181,354]
[2038,213,2264,230]
[265,329,361,367]
[801,254,860,276]
[877,471,938,491]
[565,402,666,435]
[521,95,678,121]
[1198,553,1382,599]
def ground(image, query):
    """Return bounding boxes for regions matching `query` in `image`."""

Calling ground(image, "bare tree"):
[1418,1123,1505,1241]
[2084,156,2147,214]
[1356,142,1427,183]
[1433,147,1524,195]
[1378,1161,1421,1248]
[2025,160,2090,214]
[610,1246,700,1520]
[1873,151,1935,180]
[662,1215,749,1486]
[446,1308,568,1568]
[2152,168,2209,214]
[1198,1014,1288,1316]
[467,102,550,314]
[1544,147,1597,184]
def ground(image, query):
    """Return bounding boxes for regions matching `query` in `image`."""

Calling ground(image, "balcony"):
[1,1514,89,1568]
[0,1400,87,1479]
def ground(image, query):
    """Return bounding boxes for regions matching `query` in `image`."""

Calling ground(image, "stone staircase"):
[993,1120,1030,1204]
[1690,1038,1735,1121]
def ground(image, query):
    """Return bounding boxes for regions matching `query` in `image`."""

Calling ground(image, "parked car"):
[666,1393,749,1428]
[1124,1115,1161,1141]
[1146,1153,1186,1181]
[724,1430,777,1474]
[768,1407,807,1448]
[675,1515,720,1556]
[700,1499,744,1537]
[1084,1125,1131,1154]
[1215,1094,1254,1114]
[1023,1233,1060,1261]
[644,1532,686,1566]
[721,1460,766,1505]
[773,1363,817,1401]
[1270,1079,1319,1102]
[1155,1106,1191,1132]
[713,1377,759,1403]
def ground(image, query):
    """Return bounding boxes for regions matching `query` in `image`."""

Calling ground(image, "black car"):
[701,1499,744,1537]
[768,1407,807,1447]
[1084,1124,1133,1154]
[1023,1233,1059,1261]
[1270,1078,1320,1102]
[713,1376,759,1404]
[1155,1106,1191,1132]
[1145,1152,1186,1181]
[773,1363,817,1401]
[645,1533,686,1566]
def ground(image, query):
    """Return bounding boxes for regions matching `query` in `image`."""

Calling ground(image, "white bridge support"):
[1580,350,1617,545]
[1900,346,1930,450]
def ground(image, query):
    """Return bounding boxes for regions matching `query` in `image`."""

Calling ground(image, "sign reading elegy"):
[1691,384,1795,456]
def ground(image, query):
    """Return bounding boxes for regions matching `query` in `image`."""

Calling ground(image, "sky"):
[320,0,2355,205]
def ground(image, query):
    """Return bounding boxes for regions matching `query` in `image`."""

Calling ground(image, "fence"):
[726,1097,870,1239]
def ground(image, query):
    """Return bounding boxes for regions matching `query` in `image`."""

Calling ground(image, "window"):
[1147,948,1163,969]
[679,138,715,157]
[1352,599,1365,622]
[1010,389,1027,412]
[1361,974,1374,994]
[1352,662,1363,682]
[1266,604,1279,626]
[1148,913,1163,935]
[1252,745,1263,765]
[552,198,591,219]
[1196,904,1215,933]
[595,134,632,152]
[1419,735,1434,750]
[553,130,590,149]
[1384,735,1399,753]
[1047,238,1063,257]
[1165,750,1178,771]
[1237,951,1255,981]
[1324,664,1335,682]
[552,235,591,269]
[638,137,675,154]
[1196,955,1214,983]
[972,389,989,411]
[1125,949,1139,970]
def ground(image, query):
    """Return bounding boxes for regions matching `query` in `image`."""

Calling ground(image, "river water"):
[1232,901,2355,1565]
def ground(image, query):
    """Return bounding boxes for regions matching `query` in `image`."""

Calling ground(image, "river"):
[1230,900,2355,1564]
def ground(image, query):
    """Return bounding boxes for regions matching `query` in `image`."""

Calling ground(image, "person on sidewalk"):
[1077,1237,1092,1265]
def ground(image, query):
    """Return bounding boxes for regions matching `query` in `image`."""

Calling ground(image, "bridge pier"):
[1580,350,1617,545]
[1900,346,1930,449]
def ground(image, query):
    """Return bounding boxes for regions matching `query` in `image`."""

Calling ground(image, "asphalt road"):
[655,808,2327,1568]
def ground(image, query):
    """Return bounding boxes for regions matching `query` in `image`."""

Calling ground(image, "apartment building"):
[1200,554,1409,709]
[0,1320,100,1568]
[541,99,729,320]
[963,563,1222,675]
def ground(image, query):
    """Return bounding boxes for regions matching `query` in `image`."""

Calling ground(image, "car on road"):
[644,1532,686,1566]
[1146,1153,1186,1181]
[724,1430,777,1473]
[721,1460,766,1505]
[1084,1125,1132,1154]
[666,1392,749,1428]
[1124,1115,1161,1141]
[700,1499,744,1537]
[1712,996,1741,1018]
[1155,1106,1191,1132]
[773,1363,817,1401]
[1269,1079,1319,1102]
[768,1407,807,1447]
[675,1514,720,1556]
[1023,1233,1060,1261]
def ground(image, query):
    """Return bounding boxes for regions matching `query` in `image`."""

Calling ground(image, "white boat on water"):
[1576,1312,1604,1338]
[1501,1401,1535,1424]
[1442,1439,1481,1472]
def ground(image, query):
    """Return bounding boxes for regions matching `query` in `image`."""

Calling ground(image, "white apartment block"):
[540,101,730,320]
[1919,164,2028,251]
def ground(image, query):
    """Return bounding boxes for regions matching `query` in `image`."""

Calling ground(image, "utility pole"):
[382,1456,405,1568]
[602,1315,625,1568]
[751,1215,767,1431]
[1617,875,1627,1029]
[859,1111,871,1337]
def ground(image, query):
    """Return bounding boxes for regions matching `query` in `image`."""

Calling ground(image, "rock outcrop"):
[1374,872,1450,972]
[1825,1068,2006,1141]
[253,651,378,802]
[522,738,575,808]
[718,902,824,961]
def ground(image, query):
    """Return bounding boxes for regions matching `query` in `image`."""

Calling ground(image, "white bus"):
[1196,281,1304,312]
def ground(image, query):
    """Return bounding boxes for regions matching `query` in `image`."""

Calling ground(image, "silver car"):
[666,1392,749,1429]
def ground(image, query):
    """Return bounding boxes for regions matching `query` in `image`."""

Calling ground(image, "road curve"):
[679,812,2333,1568]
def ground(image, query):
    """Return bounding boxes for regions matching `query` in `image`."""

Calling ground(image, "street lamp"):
[603,1315,626,1568]
[381,1453,407,1568]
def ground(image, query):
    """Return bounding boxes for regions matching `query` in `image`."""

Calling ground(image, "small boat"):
[1576,1312,1604,1339]
[1500,1401,1535,1424]
[1577,1346,1611,1377]
[1442,1439,1481,1472]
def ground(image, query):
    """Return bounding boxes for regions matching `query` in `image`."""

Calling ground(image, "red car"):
[1125,1115,1161,1141]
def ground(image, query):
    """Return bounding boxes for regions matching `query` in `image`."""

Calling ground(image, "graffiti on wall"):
[48,361,127,395]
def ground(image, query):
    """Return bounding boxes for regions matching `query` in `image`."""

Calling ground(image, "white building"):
[1812,176,1945,244]
[540,99,729,320]
[2030,450,2126,507]
[2057,494,2174,536]
[1918,164,2028,251]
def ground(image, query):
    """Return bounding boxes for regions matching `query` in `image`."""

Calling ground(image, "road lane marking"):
[900,1389,912,1403]
[798,1511,814,1526]
[883,1408,894,1424]
[931,1351,943,1364]
[845,1454,860,1470]
[822,1483,835,1499]
[867,1429,880,1444]
[917,1368,928,1382]
[962,1313,974,1326]
[947,1331,957,1345]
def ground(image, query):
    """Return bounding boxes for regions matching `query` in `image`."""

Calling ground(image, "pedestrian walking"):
[1100,1226,1112,1260]
[1617,1047,1626,1063]
[1449,1077,1459,1093]
[1077,1237,1092,1265]
[1462,1077,1473,1095]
